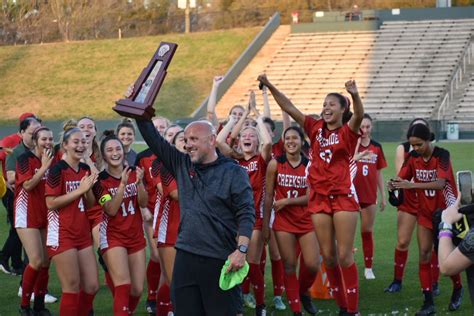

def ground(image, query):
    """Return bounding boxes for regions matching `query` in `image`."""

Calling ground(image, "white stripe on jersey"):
[152,192,161,231]
[157,199,170,244]
[99,217,109,250]
[349,157,359,203]
[14,188,28,228]
[443,183,457,207]
[46,209,59,247]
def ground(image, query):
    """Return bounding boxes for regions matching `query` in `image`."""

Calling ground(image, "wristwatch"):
[237,244,248,254]
[438,221,453,231]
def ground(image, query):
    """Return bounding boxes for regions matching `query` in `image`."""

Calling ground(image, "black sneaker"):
[300,293,318,315]
[33,308,52,316]
[432,282,440,297]
[293,313,303,316]
[19,307,34,316]
[415,302,435,316]
[145,299,156,315]
[0,259,12,275]
[384,280,402,293]
[448,287,463,311]
[256,304,266,316]
[339,308,348,316]
[11,266,24,276]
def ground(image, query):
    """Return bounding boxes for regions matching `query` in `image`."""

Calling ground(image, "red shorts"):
[86,205,103,230]
[359,202,374,209]
[47,236,92,258]
[156,220,179,248]
[417,211,434,230]
[253,218,263,231]
[14,206,47,229]
[100,238,146,255]
[308,191,360,214]
[273,211,313,234]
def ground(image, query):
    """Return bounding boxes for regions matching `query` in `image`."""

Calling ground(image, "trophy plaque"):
[113,42,178,120]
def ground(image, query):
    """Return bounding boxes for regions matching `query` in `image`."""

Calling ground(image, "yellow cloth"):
[0,174,6,198]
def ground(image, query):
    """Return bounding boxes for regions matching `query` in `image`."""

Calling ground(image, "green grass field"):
[0,28,259,124]
[0,141,473,315]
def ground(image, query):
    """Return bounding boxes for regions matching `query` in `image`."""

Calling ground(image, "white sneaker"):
[167,312,174,316]
[18,286,22,297]
[19,287,58,303]
[364,268,375,280]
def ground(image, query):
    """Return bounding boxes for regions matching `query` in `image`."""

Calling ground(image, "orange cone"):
[310,262,332,300]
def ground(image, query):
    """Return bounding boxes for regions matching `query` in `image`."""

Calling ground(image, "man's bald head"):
[185,120,216,136]
[184,120,218,164]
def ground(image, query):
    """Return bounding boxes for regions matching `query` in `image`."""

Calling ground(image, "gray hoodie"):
[137,119,255,260]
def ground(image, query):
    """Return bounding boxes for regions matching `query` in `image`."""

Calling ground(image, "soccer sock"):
[260,249,267,275]
[157,283,172,316]
[419,262,432,292]
[325,265,347,310]
[33,267,49,311]
[361,232,374,269]
[21,264,39,308]
[271,259,285,296]
[60,292,80,315]
[394,249,408,281]
[146,259,161,301]
[78,290,96,316]
[341,263,359,313]
[129,294,141,313]
[105,271,115,296]
[430,250,440,284]
[451,274,463,290]
[249,263,265,305]
[114,284,131,316]
[284,272,301,312]
[242,277,251,294]
[298,261,317,294]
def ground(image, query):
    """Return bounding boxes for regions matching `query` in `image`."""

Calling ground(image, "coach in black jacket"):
[137,119,255,315]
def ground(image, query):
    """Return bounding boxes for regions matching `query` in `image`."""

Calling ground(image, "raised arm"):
[216,116,237,158]
[263,159,277,243]
[346,80,364,134]
[207,76,224,128]
[256,115,273,163]
[136,119,185,176]
[257,74,305,127]
[262,86,271,118]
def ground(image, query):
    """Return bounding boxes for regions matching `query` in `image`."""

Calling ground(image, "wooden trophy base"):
[113,99,155,120]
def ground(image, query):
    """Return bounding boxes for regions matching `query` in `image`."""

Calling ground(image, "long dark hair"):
[326,93,353,124]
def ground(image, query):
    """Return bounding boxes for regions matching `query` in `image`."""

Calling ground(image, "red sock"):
[60,292,80,316]
[146,259,161,301]
[260,249,267,275]
[157,283,172,316]
[431,251,440,284]
[394,249,408,281]
[451,274,462,290]
[341,263,359,313]
[299,260,317,294]
[129,294,141,313]
[419,262,432,292]
[249,263,265,305]
[271,259,285,296]
[21,265,40,307]
[105,271,115,296]
[78,290,96,316]
[284,272,301,312]
[114,284,131,316]
[242,277,250,294]
[361,232,374,269]
[325,265,347,309]
[33,267,49,308]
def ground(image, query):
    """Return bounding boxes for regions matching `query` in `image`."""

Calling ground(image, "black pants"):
[171,250,240,316]
[1,189,23,269]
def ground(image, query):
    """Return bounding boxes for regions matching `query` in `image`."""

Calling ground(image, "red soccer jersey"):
[398,142,419,213]
[303,116,360,195]
[14,151,53,228]
[238,154,267,220]
[93,169,145,250]
[45,160,92,249]
[272,156,313,233]
[354,140,387,205]
[136,149,161,213]
[0,133,21,177]
[272,139,285,159]
[156,165,180,246]
[398,146,457,215]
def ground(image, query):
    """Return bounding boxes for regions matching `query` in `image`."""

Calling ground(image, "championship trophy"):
[113,42,178,119]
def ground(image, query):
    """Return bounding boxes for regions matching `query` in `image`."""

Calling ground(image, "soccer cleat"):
[243,293,256,309]
[300,293,318,315]
[415,302,435,316]
[33,308,52,316]
[384,280,402,293]
[145,299,157,315]
[448,287,463,311]
[0,260,12,275]
[364,268,375,280]
[255,304,266,316]
[272,296,286,311]
[432,282,440,297]
[19,307,34,316]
